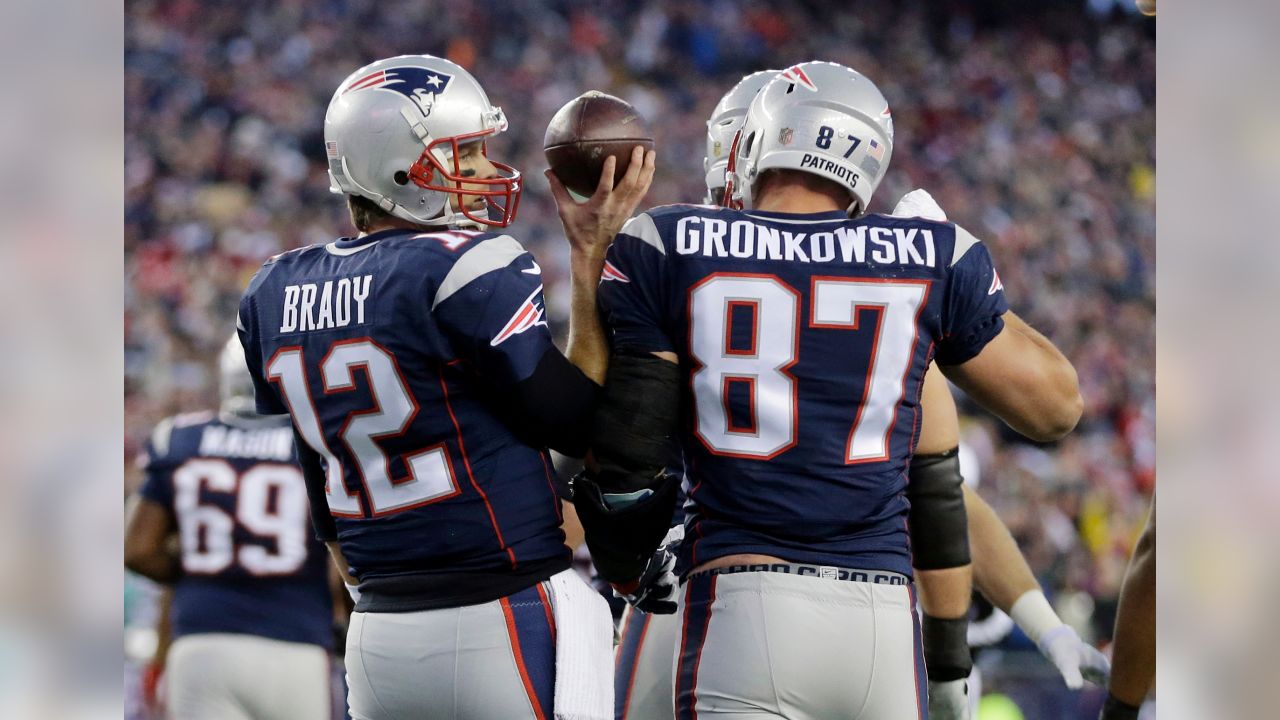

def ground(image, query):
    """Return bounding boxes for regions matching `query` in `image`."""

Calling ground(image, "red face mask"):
[406,129,522,228]
[721,129,744,210]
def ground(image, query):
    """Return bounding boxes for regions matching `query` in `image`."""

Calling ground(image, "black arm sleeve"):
[589,351,682,494]
[571,351,684,583]
[906,448,970,570]
[495,348,602,458]
[294,429,338,542]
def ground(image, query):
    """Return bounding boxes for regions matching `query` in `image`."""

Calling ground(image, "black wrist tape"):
[922,614,973,681]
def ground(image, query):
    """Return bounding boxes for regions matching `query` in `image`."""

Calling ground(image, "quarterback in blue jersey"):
[577,61,1083,720]
[237,54,653,720]
[125,337,336,720]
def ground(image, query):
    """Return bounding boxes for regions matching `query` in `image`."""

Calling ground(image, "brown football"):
[544,91,655,197]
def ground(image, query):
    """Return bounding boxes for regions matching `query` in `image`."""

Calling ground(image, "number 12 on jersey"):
[689,273,929,463]
[267,339,461,518]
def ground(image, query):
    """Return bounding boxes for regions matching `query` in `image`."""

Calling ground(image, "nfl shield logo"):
[779,128,794,146]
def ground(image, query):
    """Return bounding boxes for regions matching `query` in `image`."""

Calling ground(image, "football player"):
[610,72,1105,720]
[237,55,653,720]
[575,61,1082,719]
[124,336,338,720]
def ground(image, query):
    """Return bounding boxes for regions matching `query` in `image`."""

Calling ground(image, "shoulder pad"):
[949,223,983,267]
[432,234,527,309]
[147,417,176,459]
[617,213,665,255]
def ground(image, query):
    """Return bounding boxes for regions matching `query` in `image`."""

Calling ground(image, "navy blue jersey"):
[137,412,333,648]
[237,228,569,609]
[599,205,1008,577]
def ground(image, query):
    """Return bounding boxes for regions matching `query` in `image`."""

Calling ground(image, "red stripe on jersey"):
[437,370,516,568]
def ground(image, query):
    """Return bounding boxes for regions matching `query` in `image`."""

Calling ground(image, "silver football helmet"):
[219,335,258,418]
[325,55,521,229]
[704,69,777,203]
[725,61,894,216]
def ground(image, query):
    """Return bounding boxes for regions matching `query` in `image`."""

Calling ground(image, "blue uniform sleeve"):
[936,225,1009,365]
[238,275,288,415]
[598,213,676,354]
[433,235,560,385]
[136,422,176,509]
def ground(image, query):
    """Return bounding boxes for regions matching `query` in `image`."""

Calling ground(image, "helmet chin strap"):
[340,155,474,230]
[393,105,486,230]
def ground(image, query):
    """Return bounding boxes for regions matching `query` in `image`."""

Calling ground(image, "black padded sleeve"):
[589,351,682,494]
[906,448,971,570]
[499,347,602,458]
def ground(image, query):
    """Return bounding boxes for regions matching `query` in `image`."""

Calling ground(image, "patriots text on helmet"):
[280,275,373,333]
[674,216,935,266]
[800,153,860,188]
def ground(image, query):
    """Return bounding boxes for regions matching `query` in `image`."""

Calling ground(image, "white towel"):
[547,568,614,720]
[891,188,948,221]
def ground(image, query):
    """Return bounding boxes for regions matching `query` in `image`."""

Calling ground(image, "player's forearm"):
[565,249,609,384]
[124,547,182,584]
[1108,507,1156,705]
[326,541,358,586]
[967,486,1042,613]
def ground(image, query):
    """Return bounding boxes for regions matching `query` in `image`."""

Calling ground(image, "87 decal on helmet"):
[725,62,895,217]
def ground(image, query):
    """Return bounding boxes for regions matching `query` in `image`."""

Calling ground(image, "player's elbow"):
[1026,372,1083,442]
[123,538,157,577]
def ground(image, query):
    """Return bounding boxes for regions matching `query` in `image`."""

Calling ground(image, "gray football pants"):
[672,569,928,720]
[616,605,682,719]
[345,582,556,720]
[166,633,331,720]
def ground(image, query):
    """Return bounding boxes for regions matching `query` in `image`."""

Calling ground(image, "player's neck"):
[361,216,432,236]
[752,184,847,215]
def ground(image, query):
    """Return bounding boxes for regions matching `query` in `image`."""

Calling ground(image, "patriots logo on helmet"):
[779,65,818,92]
[343,67,454,118]
[491,287,548,346]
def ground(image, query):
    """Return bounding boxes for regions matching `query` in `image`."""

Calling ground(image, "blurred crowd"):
[124,0,1153,708]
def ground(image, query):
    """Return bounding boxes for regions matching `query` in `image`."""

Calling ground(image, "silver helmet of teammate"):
[704,69,777,204]
[219,335,258,418]
[324,54,521,229]
[725,61,894,216]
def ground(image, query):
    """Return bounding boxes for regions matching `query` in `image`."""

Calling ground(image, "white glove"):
[1038,624,1111,689]
[927,678,970,720]
[891,188,948,221]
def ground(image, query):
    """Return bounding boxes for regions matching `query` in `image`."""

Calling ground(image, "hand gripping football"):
[544,91,655,196]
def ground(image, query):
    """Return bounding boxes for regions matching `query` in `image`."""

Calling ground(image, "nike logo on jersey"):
[988,270,1003,295]
[522,261,541,275]
[491,286,548,346]
[280,275,373,333]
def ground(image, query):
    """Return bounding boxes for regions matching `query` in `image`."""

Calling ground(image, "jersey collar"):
[333,228,415,249]
[743,209,850,222]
